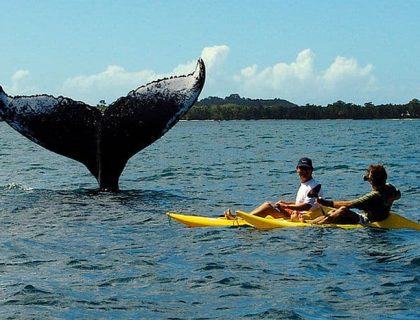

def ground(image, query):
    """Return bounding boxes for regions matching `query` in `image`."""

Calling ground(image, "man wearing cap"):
[225,157,323,221]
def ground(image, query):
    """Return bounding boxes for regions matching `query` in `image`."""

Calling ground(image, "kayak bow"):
[166,212,251,227]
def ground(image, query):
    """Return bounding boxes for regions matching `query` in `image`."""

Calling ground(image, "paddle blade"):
[307,184,321,198]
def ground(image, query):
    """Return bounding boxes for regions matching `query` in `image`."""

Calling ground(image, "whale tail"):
[0,59,206,191]
[0,86,10,106]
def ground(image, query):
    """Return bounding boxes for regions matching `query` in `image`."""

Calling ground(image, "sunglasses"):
[297,166,312,171]
[363,172,371,181]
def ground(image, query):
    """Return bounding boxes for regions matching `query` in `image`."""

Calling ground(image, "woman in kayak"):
[225,157,323,221]
[314,164,401,224]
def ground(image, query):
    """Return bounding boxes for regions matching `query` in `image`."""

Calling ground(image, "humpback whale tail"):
[0,59,206,191]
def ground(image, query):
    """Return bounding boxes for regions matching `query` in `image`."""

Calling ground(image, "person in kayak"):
[313,164,401,224]
[225,157,323,221]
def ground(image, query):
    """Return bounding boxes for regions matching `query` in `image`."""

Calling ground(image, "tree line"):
[183,94,420,120]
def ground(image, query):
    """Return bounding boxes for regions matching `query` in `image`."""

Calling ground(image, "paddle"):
[307,184,327,216]
[307,184,322,198]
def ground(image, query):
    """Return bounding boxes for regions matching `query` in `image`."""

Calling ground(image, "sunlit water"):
[0,120,419,319]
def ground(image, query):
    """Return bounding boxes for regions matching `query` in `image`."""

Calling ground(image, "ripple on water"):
[0,120,419,319]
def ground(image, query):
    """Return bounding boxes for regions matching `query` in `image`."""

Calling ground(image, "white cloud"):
[6,46,378,105]
[273,48,315,82]
[6,69,37,95]
[62,66,159,104]
[316,56,376,103]
[197,45,230,95]
[173,45,230,75]
[60,45,231,105]
[201,45,230,71]
[233,49,376,104]
[12,69,30,84]
[321,56,374,86]
[240,65,257,78]
[232,49,316,100]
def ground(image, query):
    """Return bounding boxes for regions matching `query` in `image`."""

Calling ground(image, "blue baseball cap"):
[297,157,313,169]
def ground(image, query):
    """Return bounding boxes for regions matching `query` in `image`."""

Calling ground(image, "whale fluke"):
[0,59,206,191]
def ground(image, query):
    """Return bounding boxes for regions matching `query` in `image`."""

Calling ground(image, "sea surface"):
[0,119,419,319]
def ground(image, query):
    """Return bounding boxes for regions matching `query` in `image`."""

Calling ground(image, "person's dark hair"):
[367,164,387,187]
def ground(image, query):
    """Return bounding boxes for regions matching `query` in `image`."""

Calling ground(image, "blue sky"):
[1,0,419,105]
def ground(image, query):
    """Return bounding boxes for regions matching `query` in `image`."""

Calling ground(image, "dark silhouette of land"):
[183,94,419,120]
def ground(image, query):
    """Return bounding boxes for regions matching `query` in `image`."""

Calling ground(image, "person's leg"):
[224,202,286,220]
[315,206,359,224]
[312,209,335,224]
[249,202,289,218]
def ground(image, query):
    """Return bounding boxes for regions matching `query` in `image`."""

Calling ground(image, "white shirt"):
[295,178,323,210]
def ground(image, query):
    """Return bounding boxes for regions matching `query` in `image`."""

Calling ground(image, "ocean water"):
[0,119,419,319]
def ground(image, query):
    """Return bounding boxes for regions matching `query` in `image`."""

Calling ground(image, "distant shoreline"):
[183,94,420,120]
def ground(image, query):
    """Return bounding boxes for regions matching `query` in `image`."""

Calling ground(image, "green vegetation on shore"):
[184,94,420,120]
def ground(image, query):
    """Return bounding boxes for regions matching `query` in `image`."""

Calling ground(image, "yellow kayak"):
[166,212,251,227]
[167,207,328,228]
[236,210,420,231]
[166,207,331,227]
